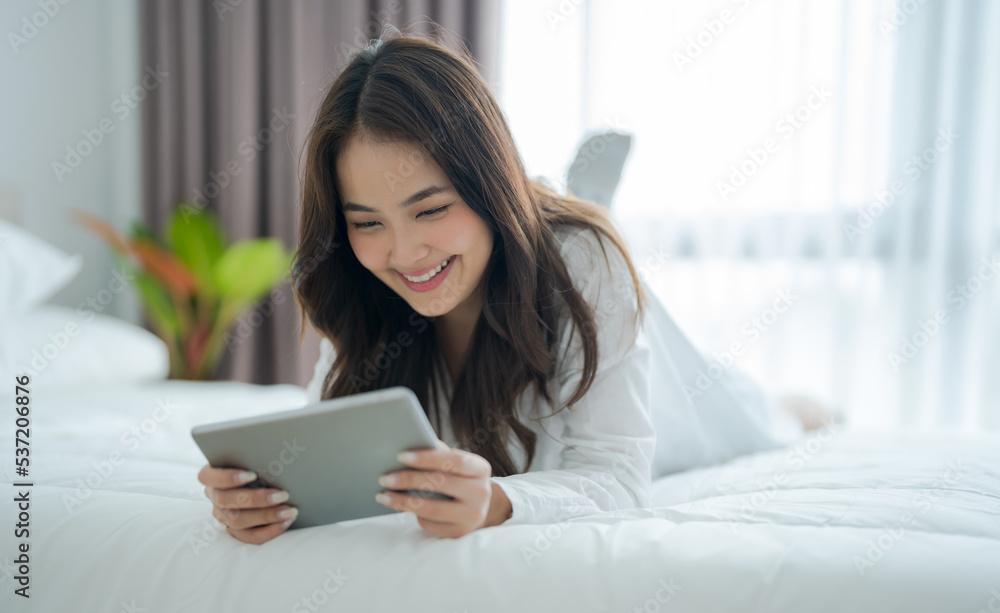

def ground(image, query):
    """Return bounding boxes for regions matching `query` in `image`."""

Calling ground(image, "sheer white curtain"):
[500,0,1000,432]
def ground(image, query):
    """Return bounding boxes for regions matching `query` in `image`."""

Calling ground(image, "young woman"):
[198,31,793,545]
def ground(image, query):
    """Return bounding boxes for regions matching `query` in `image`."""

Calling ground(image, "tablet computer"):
[191,386,451,529]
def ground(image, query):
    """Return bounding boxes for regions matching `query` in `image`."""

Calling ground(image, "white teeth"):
[403,256,452,283]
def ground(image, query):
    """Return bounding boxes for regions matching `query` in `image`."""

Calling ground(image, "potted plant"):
[74,204,293,380]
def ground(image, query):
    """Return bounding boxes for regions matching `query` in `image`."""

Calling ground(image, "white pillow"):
[1,304,169,388]
[0,219,83,315]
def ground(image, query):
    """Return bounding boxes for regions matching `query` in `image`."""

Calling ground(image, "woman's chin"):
[408,300,455,319]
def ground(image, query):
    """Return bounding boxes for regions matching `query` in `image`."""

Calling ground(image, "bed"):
[2,376,998,613]
[2,219,998,612]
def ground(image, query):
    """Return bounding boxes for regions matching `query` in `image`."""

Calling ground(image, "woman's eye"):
[351,205,450,231]
[420,205,450,217]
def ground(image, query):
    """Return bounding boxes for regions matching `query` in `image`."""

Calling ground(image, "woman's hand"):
[197,465,299,545]
[376,440,512,538]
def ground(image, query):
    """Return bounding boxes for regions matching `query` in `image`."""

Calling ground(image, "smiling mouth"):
[399,255,455,283]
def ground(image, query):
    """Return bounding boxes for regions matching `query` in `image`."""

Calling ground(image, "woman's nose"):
[390,226,430,268]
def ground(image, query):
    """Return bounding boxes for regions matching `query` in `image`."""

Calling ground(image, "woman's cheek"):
[434,210,478,251]
[348,233,382,271]
[426,221,460,248]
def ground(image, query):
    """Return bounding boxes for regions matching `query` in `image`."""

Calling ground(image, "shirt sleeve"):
[490,228,657,525]
[305,337,336,405]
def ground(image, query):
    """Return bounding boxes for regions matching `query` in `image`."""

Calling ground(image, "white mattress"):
[2,381,998,613]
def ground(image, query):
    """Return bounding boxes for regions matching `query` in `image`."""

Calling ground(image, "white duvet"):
[2,381,998,613]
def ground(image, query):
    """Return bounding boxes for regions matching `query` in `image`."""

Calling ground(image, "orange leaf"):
[75,209,198,296]
[73,210,135,256]
[130,241,198,295]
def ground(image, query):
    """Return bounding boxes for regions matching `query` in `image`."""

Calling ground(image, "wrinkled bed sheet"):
[2,381,998,613]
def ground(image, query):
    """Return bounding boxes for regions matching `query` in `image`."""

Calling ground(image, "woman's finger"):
[205,486,290,509]
[379,470,488,503]
[227,515,296,545]
[379,490,488,526]
[376,491,457,520]
[198,465,257,489]
[212,504,298,531]
[377,487,489,525]
[397,448,491,478]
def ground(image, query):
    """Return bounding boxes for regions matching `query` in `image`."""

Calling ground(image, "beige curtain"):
[139,0,501,386]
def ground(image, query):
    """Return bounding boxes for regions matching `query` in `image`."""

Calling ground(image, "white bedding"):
[2,380,998,613]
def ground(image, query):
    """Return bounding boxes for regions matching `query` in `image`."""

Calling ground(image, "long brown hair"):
[292,30,646,477]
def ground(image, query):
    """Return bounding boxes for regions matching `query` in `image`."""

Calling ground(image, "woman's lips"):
[396,255,456,292]
[398,255,453,278]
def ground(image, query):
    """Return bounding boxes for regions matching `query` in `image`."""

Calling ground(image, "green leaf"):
[130,219,164,247]
[168,205,226,292]
[212,239,292,306]
[133,270,180,337]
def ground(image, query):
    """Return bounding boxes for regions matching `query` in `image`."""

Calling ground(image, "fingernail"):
[378,474,397,487]
[397,452,418,464]
[277,507,298,521]
[281,518,295,528]
[268,491,290,504]
[376,493,392,505]
[235,471,257,484]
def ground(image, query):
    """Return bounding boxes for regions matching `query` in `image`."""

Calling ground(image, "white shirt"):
[306,225,792,525]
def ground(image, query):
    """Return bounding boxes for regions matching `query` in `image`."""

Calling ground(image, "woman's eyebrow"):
[343,185,450,213]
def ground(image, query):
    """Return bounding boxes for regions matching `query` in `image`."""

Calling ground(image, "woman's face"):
[337,135,494,321]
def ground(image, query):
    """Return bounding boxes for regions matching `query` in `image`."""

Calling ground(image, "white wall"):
[1,0,142,322]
